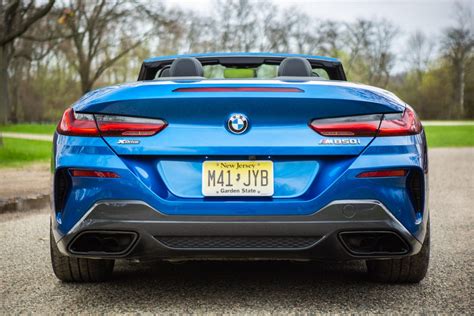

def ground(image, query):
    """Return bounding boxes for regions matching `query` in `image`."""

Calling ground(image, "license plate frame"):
[202,160,274,197]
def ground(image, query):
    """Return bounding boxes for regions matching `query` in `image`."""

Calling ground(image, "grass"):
[424,125,474,147]
[0,138,51,168]
[0,123,56,135]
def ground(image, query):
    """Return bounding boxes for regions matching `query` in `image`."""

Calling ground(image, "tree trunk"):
[10,68,19,124]
[457,63,465,118]
[81,78,93,94]
[79,67,93,94]
[452,59,466,119]
[0,45,10,125]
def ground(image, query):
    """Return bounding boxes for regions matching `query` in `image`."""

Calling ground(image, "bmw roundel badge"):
[227,114,249,134]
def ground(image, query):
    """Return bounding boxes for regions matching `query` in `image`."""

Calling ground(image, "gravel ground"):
[0,163,49,201]
[1,148,473,314]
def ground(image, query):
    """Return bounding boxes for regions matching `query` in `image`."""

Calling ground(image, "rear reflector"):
[95,114,167,136]
[173,87,304,93]
[70,169,120,178]
[57,108,99,136]
[357,169,408,178]
[310,114,382,137]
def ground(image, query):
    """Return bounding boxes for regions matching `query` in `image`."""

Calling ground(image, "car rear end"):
[50,79,429,282]
[52,57,428,279]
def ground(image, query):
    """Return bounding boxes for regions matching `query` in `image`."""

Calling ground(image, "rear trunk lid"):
[74,80,405,200]
[75,80,404,156]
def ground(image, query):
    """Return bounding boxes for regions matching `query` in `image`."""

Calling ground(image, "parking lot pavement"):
[0,148,472,314]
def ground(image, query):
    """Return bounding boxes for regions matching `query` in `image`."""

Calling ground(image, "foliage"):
[0,0,473,123]
[0,0,56,124]
[390,57,474,119]
[56,0,145,93]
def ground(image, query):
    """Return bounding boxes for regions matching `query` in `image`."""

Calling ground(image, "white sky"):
[164,0,474,71]
[165,0,472,37]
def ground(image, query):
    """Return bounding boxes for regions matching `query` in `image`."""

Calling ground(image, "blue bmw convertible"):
[50,53,429,283]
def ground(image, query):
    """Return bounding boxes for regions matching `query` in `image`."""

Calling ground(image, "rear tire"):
[366,220,430,283]
[50,225,115,282]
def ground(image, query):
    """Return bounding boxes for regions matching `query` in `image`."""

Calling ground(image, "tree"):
[141,4,198,55]
[343,18,398,87]
[285,12,319,55]
[317,20,342,58]
[212,0,266,52]
[0,0,55,124]
[441,2,474,118]
[345,19,374,78]
[405,31,435,82]
[261,6,294,53]
[57,0,143,93]
[366,19,398,88]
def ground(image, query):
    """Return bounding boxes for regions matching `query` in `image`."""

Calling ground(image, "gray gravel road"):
[1,148,473,314]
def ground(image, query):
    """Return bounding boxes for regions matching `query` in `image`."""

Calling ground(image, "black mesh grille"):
[155,236,320,249]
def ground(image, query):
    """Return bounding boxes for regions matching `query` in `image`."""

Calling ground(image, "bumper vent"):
[155,236,320,250]
[54,169,70,213]
[407,169,424,212]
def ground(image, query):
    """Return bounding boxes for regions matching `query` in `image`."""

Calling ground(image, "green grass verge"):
[0,123,56,135]
[0,138,51,168]
[424,125,474,147]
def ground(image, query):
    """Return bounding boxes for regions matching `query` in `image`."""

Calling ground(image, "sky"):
[165,0,472,37]
[164,0,473,71]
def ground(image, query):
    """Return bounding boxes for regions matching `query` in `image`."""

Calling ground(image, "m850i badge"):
[320,138,361,145]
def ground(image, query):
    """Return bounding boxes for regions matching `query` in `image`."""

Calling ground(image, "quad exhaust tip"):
[339,231,409,256]
[69,231,138,255]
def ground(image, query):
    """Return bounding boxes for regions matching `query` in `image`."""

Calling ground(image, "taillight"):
[95,114,167,136]
[57,108,167,137]
[378,106,422,136]
[57,108,99,136]
[309,114,382,137]
[310,107,422,137]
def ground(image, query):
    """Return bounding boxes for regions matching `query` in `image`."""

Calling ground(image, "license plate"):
[202,161,274,197]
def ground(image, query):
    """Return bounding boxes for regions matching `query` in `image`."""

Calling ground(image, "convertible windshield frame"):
[138,54,347,81]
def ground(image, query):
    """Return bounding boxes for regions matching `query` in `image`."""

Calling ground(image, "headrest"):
[169,57,204,77]
[277,57,312,77]
[159,68,170,77]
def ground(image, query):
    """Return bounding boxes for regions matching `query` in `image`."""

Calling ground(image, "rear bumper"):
[53,199,423,261]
